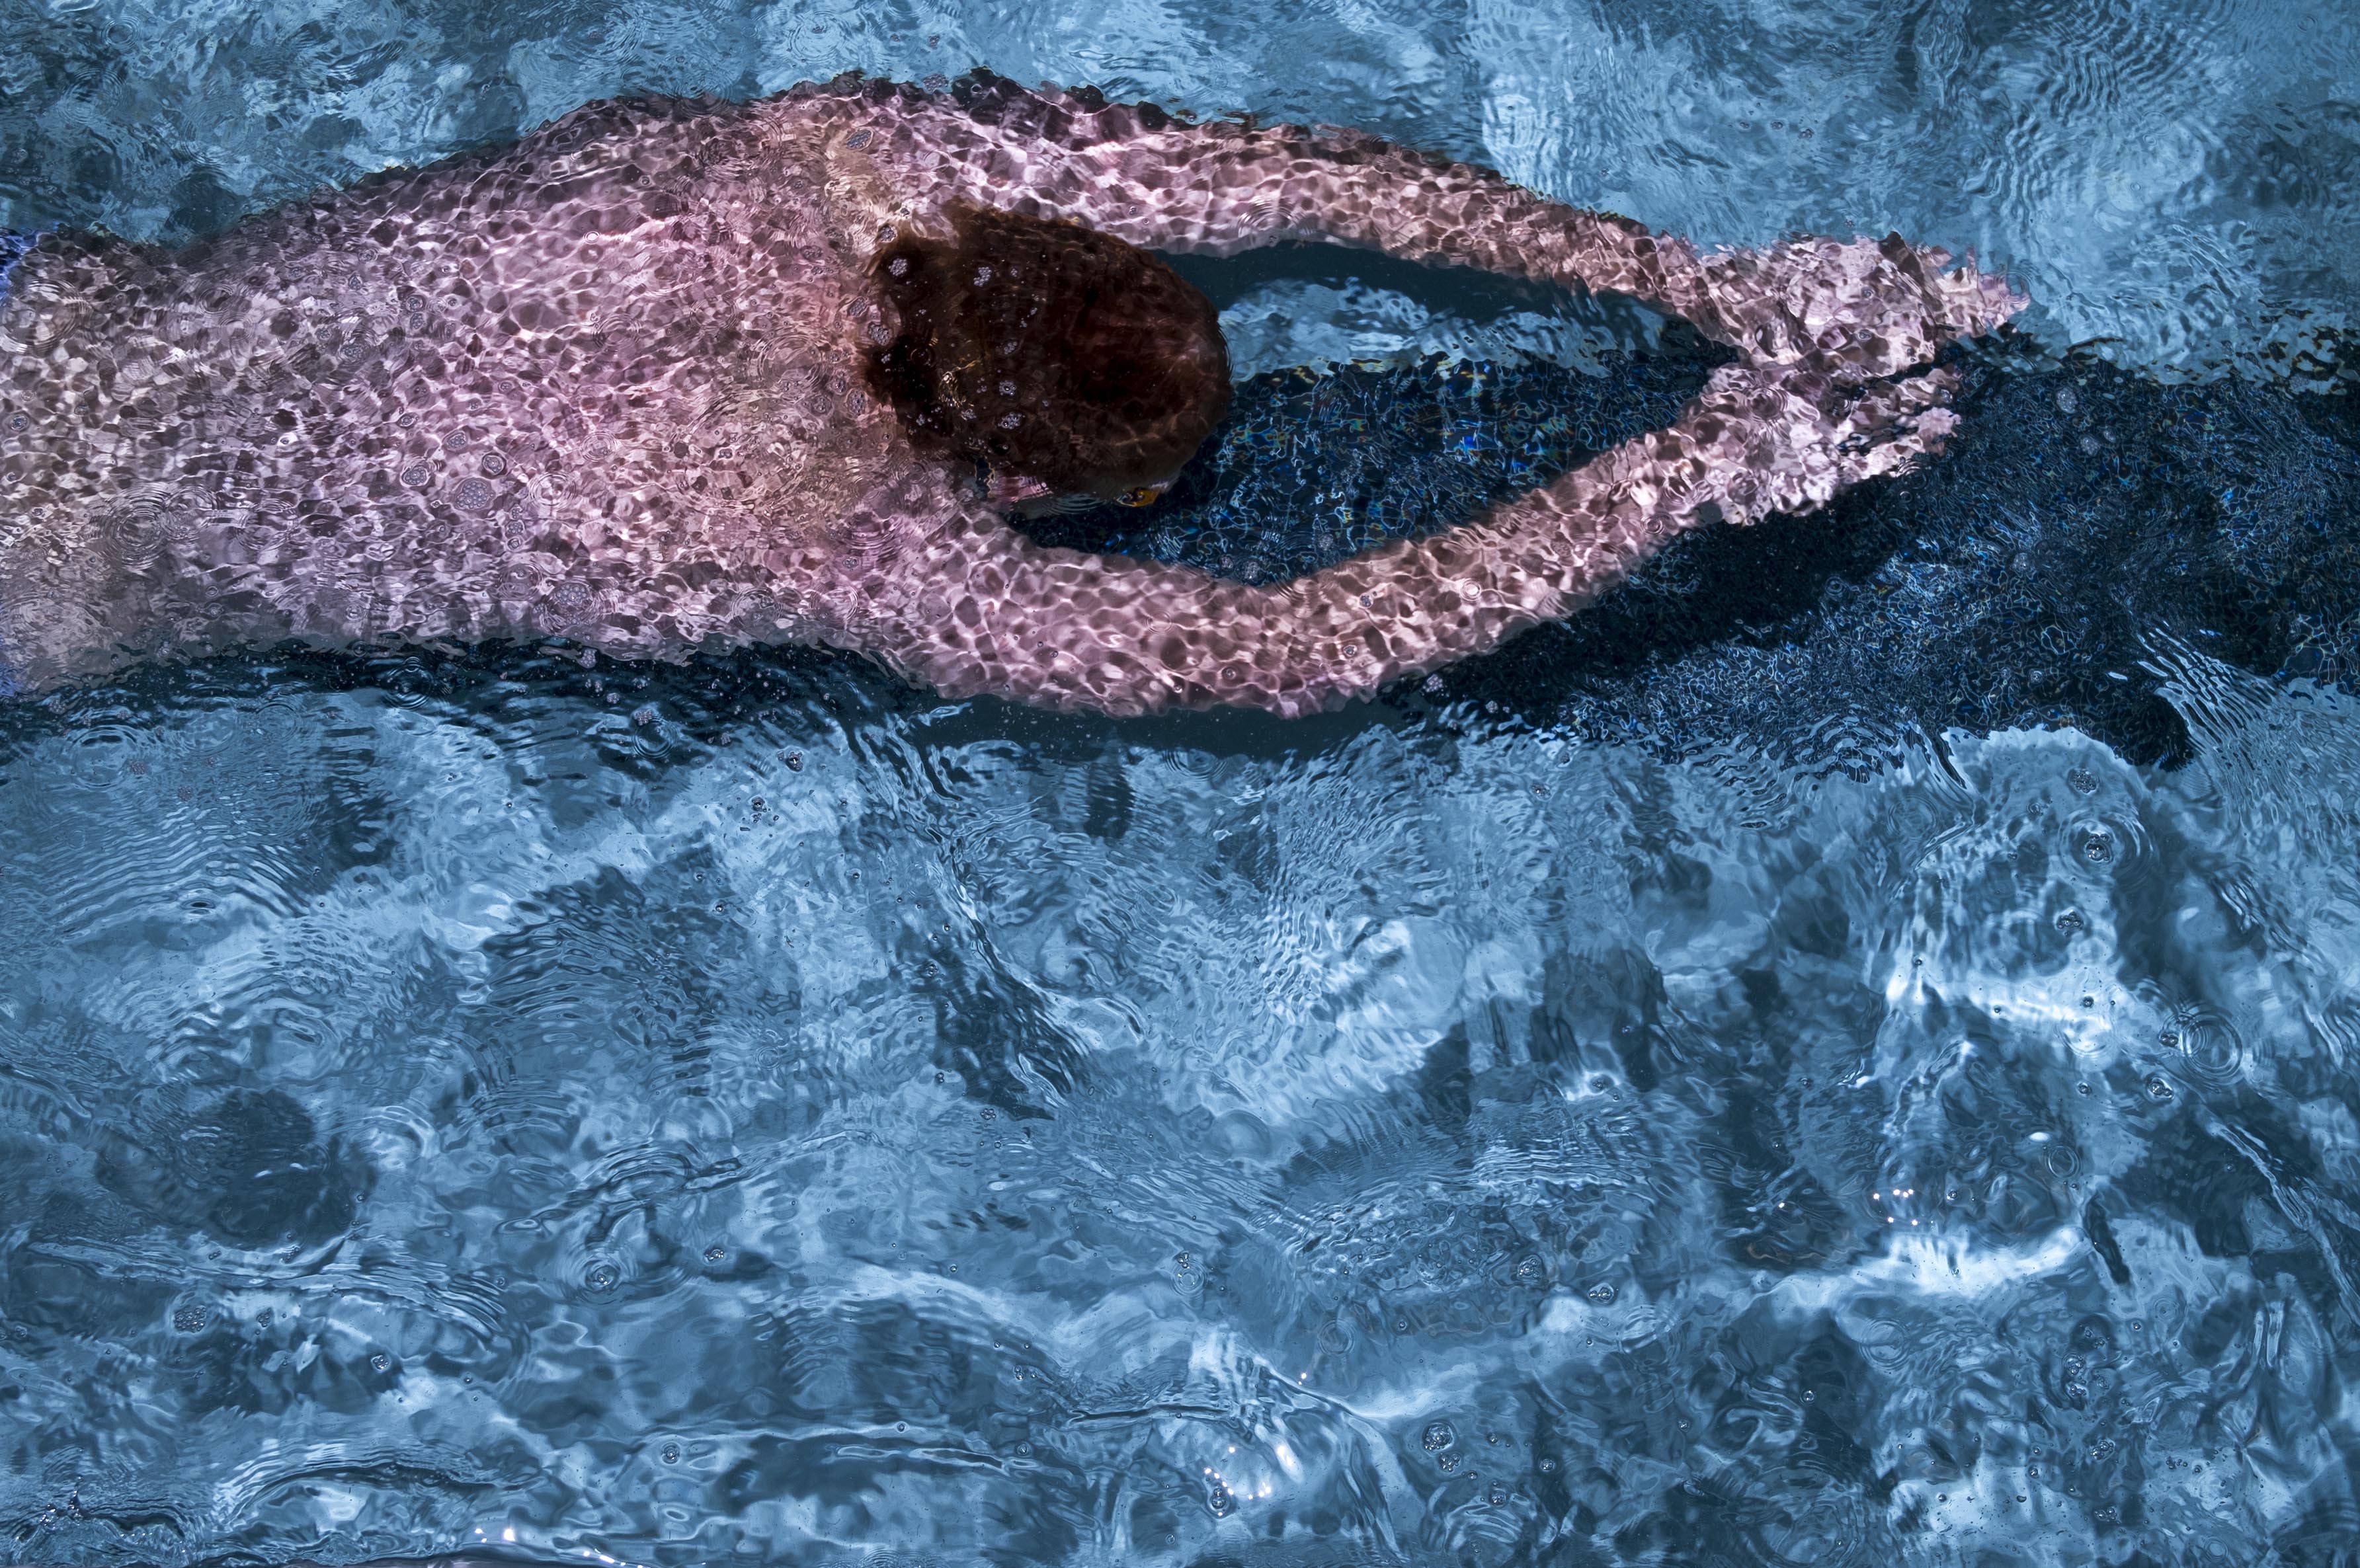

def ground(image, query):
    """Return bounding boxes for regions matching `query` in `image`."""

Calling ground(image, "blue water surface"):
[5,3,2360,1567]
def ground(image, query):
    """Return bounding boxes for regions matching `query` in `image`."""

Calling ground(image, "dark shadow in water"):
[1022,336,2360,768]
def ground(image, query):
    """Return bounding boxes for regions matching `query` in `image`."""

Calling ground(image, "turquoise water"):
[5,3,2360,1567]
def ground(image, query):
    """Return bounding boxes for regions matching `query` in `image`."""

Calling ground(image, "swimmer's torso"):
[0,91,950,680]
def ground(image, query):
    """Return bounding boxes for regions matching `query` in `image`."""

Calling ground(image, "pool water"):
[5,3,2360,1566]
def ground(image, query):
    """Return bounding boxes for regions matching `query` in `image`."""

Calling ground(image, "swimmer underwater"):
[0,72,2025,715]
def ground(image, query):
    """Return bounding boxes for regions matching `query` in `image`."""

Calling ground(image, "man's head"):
[865,206,1230,506]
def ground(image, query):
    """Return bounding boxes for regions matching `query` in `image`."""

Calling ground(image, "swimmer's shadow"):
[1026,346,2265,767]
[1435,354,2349,767]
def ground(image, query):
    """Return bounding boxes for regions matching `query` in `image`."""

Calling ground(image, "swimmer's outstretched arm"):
[858,354,1956,717]
[854,77,2023,375]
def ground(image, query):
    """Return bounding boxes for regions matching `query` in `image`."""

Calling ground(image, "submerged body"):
[0,74,2021,713]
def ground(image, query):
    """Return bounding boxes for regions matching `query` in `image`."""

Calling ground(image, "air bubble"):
[1586,1282,1617,1304]
[2143,1073,2175,1101]
[661,1444,681,1464]
[370,1352,390,1373]
[2077,826,2114,864]
[583,1259,621,1294]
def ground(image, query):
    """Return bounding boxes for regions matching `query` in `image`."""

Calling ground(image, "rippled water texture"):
[8,1,2360,1565]
[9,652,2360,1566]
[3,0,2357,382]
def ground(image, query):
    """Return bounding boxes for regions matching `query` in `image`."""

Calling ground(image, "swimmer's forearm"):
[875,484,1654,719]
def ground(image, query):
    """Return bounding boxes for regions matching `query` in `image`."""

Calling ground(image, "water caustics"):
[3,0,2360,1565]
[3,644,2360,1564]
[6,0,2356,382]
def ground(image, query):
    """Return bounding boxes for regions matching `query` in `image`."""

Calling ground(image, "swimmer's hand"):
[1689,236,2029,377]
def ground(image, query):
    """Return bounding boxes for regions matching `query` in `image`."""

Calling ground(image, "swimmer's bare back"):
[0,73,2023,713]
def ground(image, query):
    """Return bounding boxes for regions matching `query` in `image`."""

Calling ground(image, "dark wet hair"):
[865,205,1231,499]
